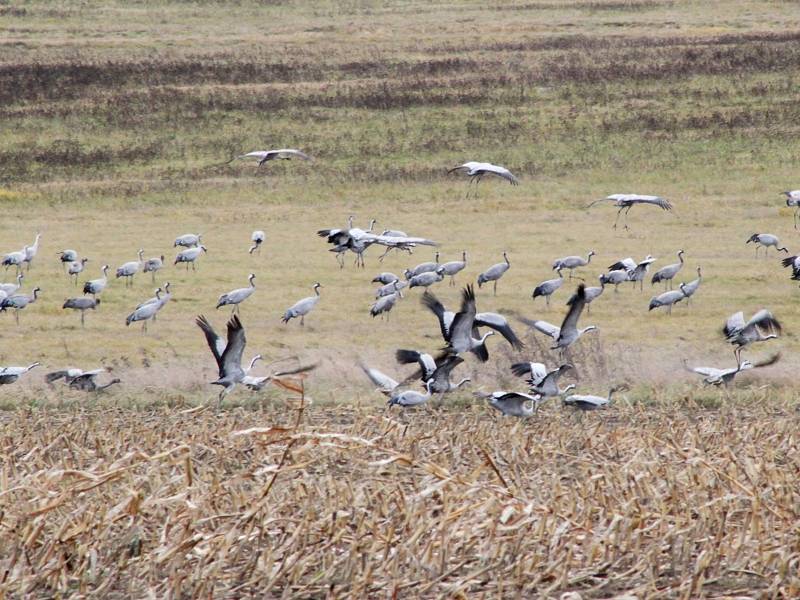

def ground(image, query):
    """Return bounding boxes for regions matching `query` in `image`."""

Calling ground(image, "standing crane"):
[282,282,321,326]
[23,233,41,271]
[174,233,202,248]
[552,251,595,280]
[174,246,208,270]
[440,251,467,286]
[782,190,800,229]
[68,258,88,286]
[217,274,256,314]
[746,233,788,257]
[116,249,144,287]
[477,252,510,295]
[250,230,265,254]
[83,265,110,297]
[532,275,563,307]
[0,287,41,324]
[143,255,164,282]
[651,250,685,290]
[63,296,101,327]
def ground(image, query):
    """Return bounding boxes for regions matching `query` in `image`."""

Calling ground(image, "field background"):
[2,0,800,596]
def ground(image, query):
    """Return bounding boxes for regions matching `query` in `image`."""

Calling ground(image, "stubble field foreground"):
[2,0,800,596]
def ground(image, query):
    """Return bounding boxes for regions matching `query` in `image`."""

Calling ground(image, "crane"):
[587,194,672,230]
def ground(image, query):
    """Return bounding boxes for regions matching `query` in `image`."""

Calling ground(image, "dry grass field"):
[2,0,800,596]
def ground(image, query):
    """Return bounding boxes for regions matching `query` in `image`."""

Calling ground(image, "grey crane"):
[174,245,207,270]
[563,385,626,411]
[23,233,41,271]
[68,257,88,286]
[63,296,100,327]
[2,247,29,274]
[376,279,407,298]
[231,148,312,167]
[532,275,563,307]
[782,190,800,229]
[116,249,144,287]
[143,255,164,282]
[421,289,524,354]
[319,218,378,268]
[651,250,685,289]
[746,233,787,257]
[217,273,256,314]
[440,251,467,286]
[242,355,317,391]
[58,249,78,271]
[408,266,445,289]
[567,282,604,314]
[371,290,402,319]
[373,272,400,285]
[0,363,39,385]
[599,270,628,292]
[678,267,702,304]
[388,379,435,408]
[480,391,540,417]
[83,264,109,297]
[587,194,673,230]
[360,363,403,397]
[684,353,780,387]
[196,314,247,403]
[282,282,321,326]
[136,288,162,311]
[0,287,41,324]
[249,230,265,254]
[442,285,496,362]
[528,364,576,400]
[0,274,23,296]
[477,252,510,295]
[396,350,470,396]
[723,310,781,363]
[404,252,440,279]
[648,289,687,314]
[609,255,657,291]
[510,361,548,387]
[553,251,595,279]
[448,161,519,198]
[125,294,164,332]
[520,284,597,355]
[174,233,202,248]
[46,368,120,392]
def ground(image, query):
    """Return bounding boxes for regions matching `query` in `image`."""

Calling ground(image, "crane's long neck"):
[454,378,470,389]
[97,380,120,391]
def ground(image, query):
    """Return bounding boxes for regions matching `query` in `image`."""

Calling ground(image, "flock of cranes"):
[1,171,797,415]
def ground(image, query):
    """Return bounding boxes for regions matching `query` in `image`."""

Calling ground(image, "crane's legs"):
[795,207,799,230]
[14,310,19,325]
[81,311,85,327]
[613,207,625,229]
[300,316,305,326]
[493,280,497,296]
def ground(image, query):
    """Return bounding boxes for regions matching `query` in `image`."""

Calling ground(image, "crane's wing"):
[395,349,437,381]
[45,370,73,383]
[71,369,105,383]
[723,311,746,338]
[274,149,311,160]
[559,284,586,334]
[585,197,619,209]
[447,164,470,174]
[609,258,636,272]
[630,196,672,210]
[511,362,548,384]
[518,316,560,339]
[220,315,246,378]
[196,315,226,369]
[359,363,398,394]
[448,285,478,350]
[747,309,782,335]
[421,291,451,341]
[475,312,524,350]
[272,363,318,377]
[483,164,519,185]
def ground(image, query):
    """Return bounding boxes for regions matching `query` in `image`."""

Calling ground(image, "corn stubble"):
[1,388,798,598]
